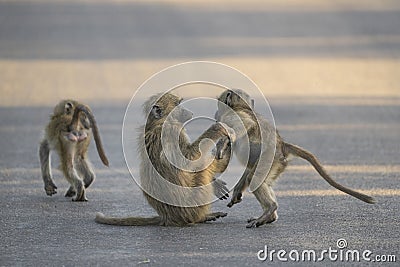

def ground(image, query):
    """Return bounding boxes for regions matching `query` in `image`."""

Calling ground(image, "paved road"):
[0,0,399,266]
[1,101,399,266]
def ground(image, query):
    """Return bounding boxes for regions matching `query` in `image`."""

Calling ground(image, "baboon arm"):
[39,140,51,181]
[39,139,57,196]
[185,124,229,160]
[221,113,257,140]
[227,164,255,207]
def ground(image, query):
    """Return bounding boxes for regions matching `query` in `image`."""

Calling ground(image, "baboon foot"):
[71,184,88,202]
[203,212,227,222]
[44,181,58,196]
[246,211,278,228]
[72,197,88,202]
[65,186,76,197]
[227,192,242,208]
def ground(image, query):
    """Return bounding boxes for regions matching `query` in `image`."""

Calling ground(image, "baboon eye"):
[64,102,73,114]
[151,105,163,119]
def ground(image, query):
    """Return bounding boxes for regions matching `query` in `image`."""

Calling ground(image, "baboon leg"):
[227,166,254,207]
[62,158,87,202]
[71,177,86,202]
[76,157,96,188]
[39,139,57,196]
[201,212,228,223]
[246,182,278,228]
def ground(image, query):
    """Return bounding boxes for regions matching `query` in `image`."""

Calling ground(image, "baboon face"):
[216,89,254,120]
[168,104,193,123]
[146,93,193,124]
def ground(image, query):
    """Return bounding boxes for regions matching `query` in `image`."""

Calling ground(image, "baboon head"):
[53,99,78,116]
[54,100,90,129]
[53,99,109,166]
[143,92,193,125]
[216,89,254,120]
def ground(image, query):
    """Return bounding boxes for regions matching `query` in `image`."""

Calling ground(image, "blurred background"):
[1,0,399,106]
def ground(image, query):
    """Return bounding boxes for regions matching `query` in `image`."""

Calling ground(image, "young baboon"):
[95,92,234,226]
[215,89,376,228]
[39,100,109,201]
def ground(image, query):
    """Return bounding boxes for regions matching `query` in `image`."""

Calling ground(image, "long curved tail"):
[70,104,109,166]
[283,142,376,204]
[95,212,162,226]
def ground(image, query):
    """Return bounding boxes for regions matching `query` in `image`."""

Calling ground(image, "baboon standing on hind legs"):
[215,89,376,228]
[96,92,234,226]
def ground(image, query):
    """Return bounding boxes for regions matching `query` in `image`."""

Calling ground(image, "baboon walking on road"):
[39,100,108,201]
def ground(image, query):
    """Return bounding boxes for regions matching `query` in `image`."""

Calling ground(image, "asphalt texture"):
[1,101,399,266]
[0,1,399,266]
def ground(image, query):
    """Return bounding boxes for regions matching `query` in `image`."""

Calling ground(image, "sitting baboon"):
[96,92,234,226]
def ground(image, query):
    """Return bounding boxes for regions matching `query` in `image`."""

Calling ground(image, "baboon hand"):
[213,178,229,200]
[217,122,236,142]
[227,192,242,207]
[214,136,231,160]
[44,181,57,196]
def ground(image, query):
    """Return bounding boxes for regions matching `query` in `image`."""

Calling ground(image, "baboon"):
[215,89,376,228]
[39,100,109,201]
[95,92,234,226]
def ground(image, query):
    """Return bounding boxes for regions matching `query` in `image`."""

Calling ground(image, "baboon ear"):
[64,102,73,114]
[151,105,163,119]
[225,90,232,106]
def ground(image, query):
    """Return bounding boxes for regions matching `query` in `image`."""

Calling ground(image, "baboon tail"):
[95,212,162,226]
[283,142,376,204]
[70,104,109,166]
